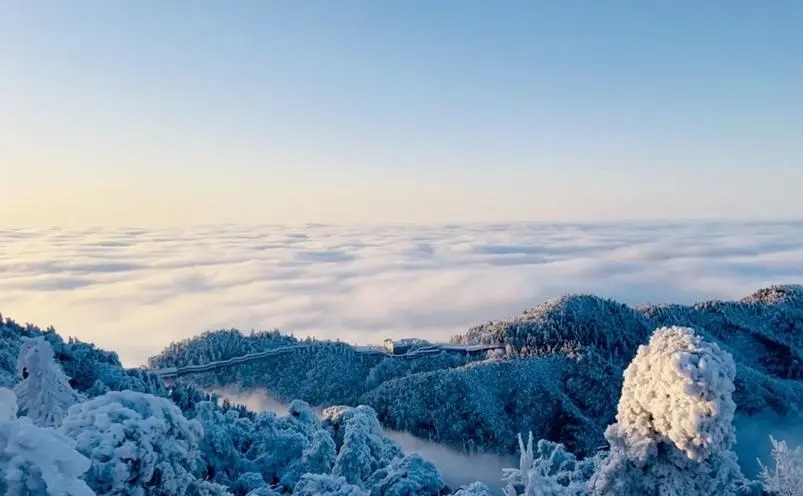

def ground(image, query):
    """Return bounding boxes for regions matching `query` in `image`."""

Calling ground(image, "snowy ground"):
[3,221,803,366]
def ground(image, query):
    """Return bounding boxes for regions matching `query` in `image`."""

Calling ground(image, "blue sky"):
[2,1,802,225]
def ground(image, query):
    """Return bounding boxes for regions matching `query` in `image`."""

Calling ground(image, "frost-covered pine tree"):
[364,453,447,496]
[14,336,84,427]
[0,387,95,496]
[293,474,368,496]
[60,390,204,496]
[279,429,337,489]
[193,401,255,486]
[501,432,595,496]
[232,472,267,495]
[186,480,233,496]
[452,482,495,496]
[758,436,803,496]
[244,488,281,496]
[591,326,742,495]
[328,405,402,486]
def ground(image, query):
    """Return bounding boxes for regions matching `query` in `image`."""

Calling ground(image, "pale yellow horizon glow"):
[2,167,550,227]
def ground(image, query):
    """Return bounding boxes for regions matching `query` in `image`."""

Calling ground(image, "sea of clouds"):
[2,221,803,366]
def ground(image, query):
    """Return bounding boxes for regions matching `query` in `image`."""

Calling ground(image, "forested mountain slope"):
[2,285,802,494]
[149,285,803,458]
[0,319,453,495]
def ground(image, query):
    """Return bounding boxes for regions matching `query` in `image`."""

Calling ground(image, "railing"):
[149,342,504,380]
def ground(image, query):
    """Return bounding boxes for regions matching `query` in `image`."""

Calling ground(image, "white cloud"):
[2,222,803,367]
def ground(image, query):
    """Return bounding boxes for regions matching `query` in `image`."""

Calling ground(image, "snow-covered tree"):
[293,473,368,496]
[279,428,337,489]
[591,326,742,495]
[758,436,803,496]
[186,480,233,496]
[502,432,595,496]
[452,482,495,496]
[1,388,18,421]
[14,336,84,427]
[244,488,280,496]
[60,390,204,496]
[0,387,94,496]
[244,488,281,496]
[326,405,402,486]
[246,403,333,488]
[193,401,256,485]
[231,472,267,495]
[364,452,447,495]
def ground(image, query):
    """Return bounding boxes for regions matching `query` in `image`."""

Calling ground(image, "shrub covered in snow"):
[60,390,204,496]
[192,401,256,486]
[501,432,595,496]
[14,336,84,427]
[242,401,337,489]
[293,473,368,496]
[187,480,233,496]
[325,405,402,486]
[591,326,742,495]
[364,452,447,496]
[244,488,281,496]
[279,428,337,489]
[0,387,94,496]
[231,472,267,495]
[452,482,495,496]
[758,436,803,496]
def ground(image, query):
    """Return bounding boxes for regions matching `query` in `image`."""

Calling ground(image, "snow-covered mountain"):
[148,285,803,457]
[1,285,802,495]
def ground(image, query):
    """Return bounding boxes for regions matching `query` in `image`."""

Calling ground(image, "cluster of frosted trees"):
[2,328,802,495]
[0,336,448,495]
[493,327,803,496]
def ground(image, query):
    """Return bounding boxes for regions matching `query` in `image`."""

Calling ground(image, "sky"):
[1,1,802,226]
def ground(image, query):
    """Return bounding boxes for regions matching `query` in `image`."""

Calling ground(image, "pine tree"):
[13,336,84,427]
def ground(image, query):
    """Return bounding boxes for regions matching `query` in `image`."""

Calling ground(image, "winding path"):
[149,342,504,380]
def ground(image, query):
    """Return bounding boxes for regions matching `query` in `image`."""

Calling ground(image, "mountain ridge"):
[2,285,801,460]
[140,284,803,458]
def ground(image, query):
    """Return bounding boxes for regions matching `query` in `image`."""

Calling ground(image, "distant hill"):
[146,284,803,458]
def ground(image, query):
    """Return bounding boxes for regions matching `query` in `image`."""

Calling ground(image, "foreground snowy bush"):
[0,387,94,496]
[502,432,596,496]
[364,453,447,495]
[293,473,367,496]
[758,436,803,496]
[60,390,203,496]
[591,326,742,495]
[187,480,233,496]
[452,482,495,496]
[244,488,280,496]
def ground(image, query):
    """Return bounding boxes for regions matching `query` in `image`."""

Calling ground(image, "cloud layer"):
[2,222,803,366]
